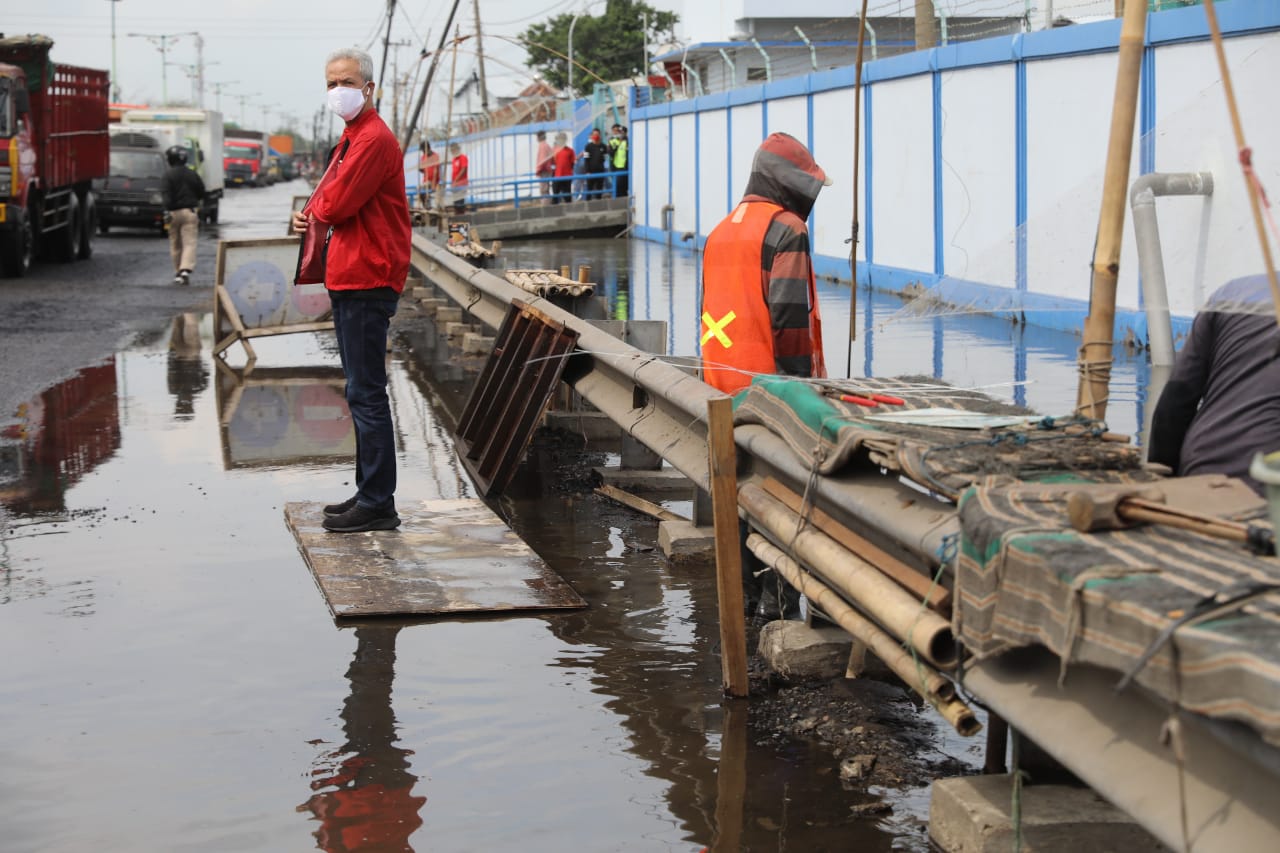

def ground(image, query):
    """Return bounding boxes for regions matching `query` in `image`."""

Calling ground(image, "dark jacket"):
[582,140,607,173]
[162,165,206,211]
[1148,274,1280,493]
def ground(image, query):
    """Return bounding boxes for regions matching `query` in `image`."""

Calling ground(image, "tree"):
[521,0,678,97]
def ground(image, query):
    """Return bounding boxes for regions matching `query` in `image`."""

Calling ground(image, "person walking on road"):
[161,146,205,286]
[292,47,412,533]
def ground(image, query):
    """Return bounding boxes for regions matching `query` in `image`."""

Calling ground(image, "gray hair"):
[326,47,374,84]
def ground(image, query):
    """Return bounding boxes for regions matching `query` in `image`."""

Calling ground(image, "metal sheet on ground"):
[284,500,586,618]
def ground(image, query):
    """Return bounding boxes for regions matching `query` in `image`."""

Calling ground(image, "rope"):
[1202,0,1280,333]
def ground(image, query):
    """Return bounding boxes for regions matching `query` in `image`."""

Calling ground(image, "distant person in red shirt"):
[418,140,440,208]
[552,133,575,205]
[449,143,468,214]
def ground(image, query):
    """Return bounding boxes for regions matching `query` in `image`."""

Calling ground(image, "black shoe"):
[179,270,191,285]
[323,504,401,533]
[323,495,358,516]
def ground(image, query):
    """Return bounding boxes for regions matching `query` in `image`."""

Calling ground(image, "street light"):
[107,0,122,102]
[125,30,199,105]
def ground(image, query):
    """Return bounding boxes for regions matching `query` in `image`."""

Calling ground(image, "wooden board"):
[285,499,586,619]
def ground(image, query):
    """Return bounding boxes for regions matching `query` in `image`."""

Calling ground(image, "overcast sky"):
[7,0,684,135]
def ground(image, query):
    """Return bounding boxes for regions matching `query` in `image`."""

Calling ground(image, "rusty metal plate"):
[284,500,586,619]
[455,299,580,497]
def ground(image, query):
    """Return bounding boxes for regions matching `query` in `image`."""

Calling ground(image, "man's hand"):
[291,210,309,235]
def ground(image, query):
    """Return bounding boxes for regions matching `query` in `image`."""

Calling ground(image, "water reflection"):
[300,626,426,852]
[498,237,1147,437]
[215,365,354,469]
[0,360,119,516]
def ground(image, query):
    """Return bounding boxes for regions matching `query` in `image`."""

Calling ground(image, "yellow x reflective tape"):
[701,310,736,348]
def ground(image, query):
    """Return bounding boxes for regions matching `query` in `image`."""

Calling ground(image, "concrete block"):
[595,466,694,497]
[436,306,463,324]
[543,411,622,441]
[757,621,853,680]
[929,775,1169,853]
[419,298,446,314]
[410,287,434,301]
[658,519,715,564]
[460,332,493,355]
[444,321,473,339]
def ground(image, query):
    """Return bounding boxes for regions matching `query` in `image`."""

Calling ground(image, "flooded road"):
[1,184,1142,851]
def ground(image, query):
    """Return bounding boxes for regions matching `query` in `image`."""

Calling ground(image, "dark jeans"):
[331,295,399,511]
[614,170,628,197]
[551,179,572,204]
[586,173,605,198]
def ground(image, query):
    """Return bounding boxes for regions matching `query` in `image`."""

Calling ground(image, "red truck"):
[0,34,109,277]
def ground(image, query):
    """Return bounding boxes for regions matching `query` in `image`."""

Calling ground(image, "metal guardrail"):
[408,233,956,570]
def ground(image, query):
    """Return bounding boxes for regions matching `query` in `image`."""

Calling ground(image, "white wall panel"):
[1153,33,1280,315]
[646,118,672,230]
[1025,52,1136,305]
[670,113,699,235]
[939,64,1017,288]
[633,119,651,229]
[811,87,859,263]
[868,74,934,272]
[729,103,765,202]
[698,109,730,236]
[766,96,808,142]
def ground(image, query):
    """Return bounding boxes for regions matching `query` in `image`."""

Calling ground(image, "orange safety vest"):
[700,201,825,394]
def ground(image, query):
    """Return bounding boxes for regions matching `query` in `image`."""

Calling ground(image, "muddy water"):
[1,187,1142,851]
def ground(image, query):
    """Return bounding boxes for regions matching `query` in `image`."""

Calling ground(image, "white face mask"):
[327,85,367,121]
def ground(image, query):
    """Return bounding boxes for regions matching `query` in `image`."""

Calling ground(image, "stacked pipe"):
[504,268,595,298]
[738,483,980,736]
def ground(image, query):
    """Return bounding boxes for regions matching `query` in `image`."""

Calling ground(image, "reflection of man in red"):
[300,627,426,851]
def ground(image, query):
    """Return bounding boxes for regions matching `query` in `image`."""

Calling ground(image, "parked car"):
[93,145,168,233]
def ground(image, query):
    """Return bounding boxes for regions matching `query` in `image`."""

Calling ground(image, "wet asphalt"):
[0,181,959,851]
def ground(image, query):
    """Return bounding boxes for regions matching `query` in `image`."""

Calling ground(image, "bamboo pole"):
[1201,0,1280,329]
[594,484,686,522]
[747,534,981,736]
[760,476,951,613]
[708,397,749,697]
[845,0,870,375]
[1075,0,1148,421]
[738,483,958,669]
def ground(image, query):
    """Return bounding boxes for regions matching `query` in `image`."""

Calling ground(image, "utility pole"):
[107,0,121,102]
[401,0,464,151]
[209,80,238,114]
[385,39,413,136]
[914,0,938,50]
[193,33,205,107]
[472,0,489,113]
[376,0,397,112]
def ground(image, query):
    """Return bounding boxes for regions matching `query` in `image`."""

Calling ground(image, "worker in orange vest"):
[702,132,831,624]
[700,131,829,395]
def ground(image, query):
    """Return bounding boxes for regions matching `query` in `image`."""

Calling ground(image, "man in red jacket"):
[293,47,411,533]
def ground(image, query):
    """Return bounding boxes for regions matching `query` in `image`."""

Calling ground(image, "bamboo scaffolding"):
[747,534,981,737]
[738,483,958,669]
[1075,0,1148,421]
[504,268,595,298]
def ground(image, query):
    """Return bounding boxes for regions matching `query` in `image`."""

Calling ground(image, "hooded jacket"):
[309,109,411,296]
[700,132,827,393]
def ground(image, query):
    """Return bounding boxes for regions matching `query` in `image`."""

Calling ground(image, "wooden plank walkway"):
[285,499,586,619]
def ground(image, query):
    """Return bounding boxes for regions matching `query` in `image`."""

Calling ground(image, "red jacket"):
[554,146,575,177]
[309,110,411,294]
